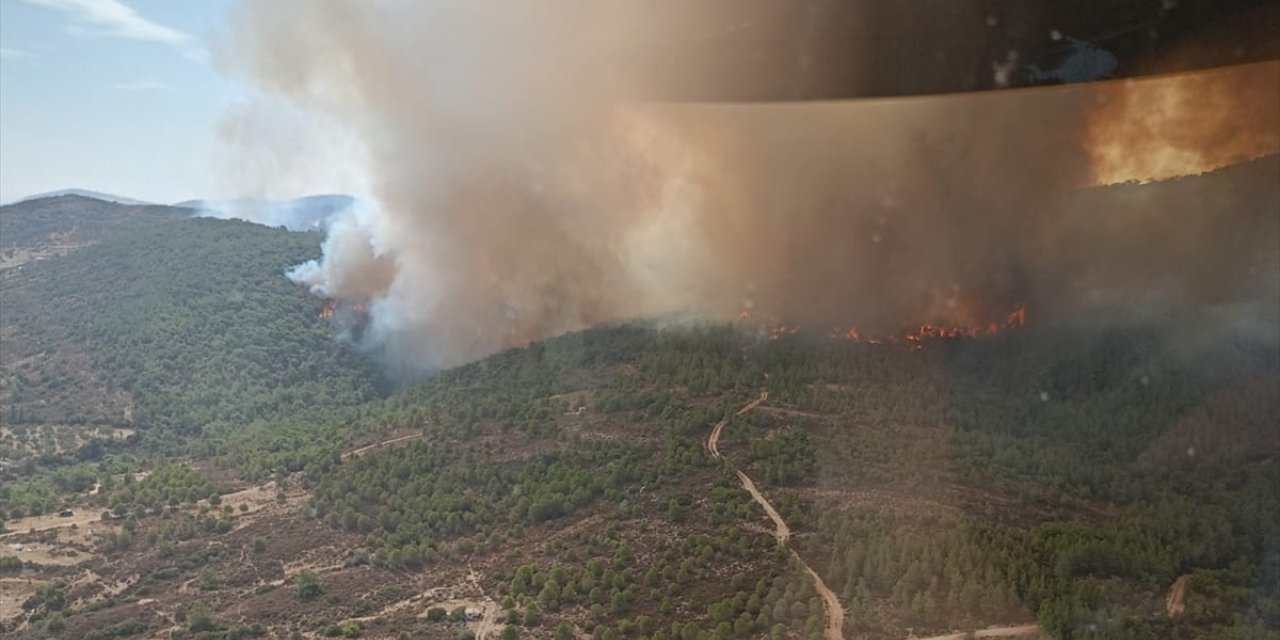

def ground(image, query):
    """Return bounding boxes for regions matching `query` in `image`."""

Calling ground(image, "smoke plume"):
[221,2,1280,375]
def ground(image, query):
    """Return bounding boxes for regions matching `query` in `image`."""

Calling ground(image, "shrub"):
[105,618,147,637]
[0,556,22,573]
[188,603,215,632]
[43,612,65,633]
[297,570,323,600]
[199,569,222,591]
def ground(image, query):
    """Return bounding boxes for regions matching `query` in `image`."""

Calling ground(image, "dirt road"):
[1166,574,1190,618]
[1,509,101,537]
[705,390,769,458]
[800,559,846,639]
[733,469,790,544]
[912,624,1041,639]
[467,566,501,640]
[707,391,844,640]
[340,432,425,461]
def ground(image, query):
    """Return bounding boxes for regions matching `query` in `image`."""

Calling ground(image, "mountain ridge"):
[6,189,152,207]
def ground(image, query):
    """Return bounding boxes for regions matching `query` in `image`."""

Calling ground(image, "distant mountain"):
[181,194,357,231]
[10,189,152,206]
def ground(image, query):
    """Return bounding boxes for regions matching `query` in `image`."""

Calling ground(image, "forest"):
[1,214,383,523]
[293,320,1278,638]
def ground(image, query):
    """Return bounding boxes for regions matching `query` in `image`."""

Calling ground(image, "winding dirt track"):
[708,391,845,640]
[467,566,501,640]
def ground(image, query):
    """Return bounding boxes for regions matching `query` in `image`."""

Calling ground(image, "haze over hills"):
[0,159,1276,639]
[5,190,153,207]
[181,194,357,231]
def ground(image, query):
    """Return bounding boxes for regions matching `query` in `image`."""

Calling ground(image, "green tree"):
[556,623,574,640]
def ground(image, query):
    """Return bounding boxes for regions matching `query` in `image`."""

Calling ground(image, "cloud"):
[110,77,166,91]
[20,0,207,61]
[0,48,38,59]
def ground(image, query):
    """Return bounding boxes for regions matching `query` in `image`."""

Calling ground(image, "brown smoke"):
[222,2,1280,374]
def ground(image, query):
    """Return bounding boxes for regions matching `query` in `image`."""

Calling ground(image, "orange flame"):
[829,304,1028,349]
[1006,306,1026,328]
[318,300,370,337]
[769,323,800,341]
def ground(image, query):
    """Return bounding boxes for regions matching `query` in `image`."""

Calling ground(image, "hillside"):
[4,319,1277,639]
[0,193,1277,640]
[0,196,187,269]
[0,214,383,521]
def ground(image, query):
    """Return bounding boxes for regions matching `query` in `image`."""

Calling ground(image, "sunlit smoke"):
[1086,62,1280,185]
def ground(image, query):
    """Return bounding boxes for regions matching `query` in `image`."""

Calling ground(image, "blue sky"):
[0,0,243,203]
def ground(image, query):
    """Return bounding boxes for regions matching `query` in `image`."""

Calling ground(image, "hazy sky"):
[0,0,241,204]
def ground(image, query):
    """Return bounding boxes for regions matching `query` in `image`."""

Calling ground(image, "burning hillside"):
[318,298,370,339]
[742,303,1029,347]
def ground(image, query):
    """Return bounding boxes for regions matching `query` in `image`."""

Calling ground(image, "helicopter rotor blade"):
[1048,19,1158,52]
[1092,19,1159,42]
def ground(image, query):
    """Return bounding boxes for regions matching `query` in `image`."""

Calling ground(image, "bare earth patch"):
[0,577,41,620]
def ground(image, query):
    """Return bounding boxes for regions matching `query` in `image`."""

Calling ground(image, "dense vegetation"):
[314,441,650,565]
[4,216,381,436]
[0,195,185,251]
[739,326,1280,638]
[291,319,1278,638]
[937,329,1280,637]
[1,212,383,521]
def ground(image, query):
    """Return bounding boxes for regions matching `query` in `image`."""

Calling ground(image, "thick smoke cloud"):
[222,2,1280,375]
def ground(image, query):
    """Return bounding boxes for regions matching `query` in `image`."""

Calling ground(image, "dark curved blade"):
[634,0,1280,101]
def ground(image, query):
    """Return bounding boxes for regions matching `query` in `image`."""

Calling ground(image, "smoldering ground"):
[217,2,1279,376]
